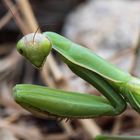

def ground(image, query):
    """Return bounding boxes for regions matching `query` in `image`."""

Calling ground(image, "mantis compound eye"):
[18,48,24,54]
[17,33,52,68]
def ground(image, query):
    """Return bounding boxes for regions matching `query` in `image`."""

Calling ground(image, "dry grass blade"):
[17,0,40,33]
[0,49,22,81]
[0,11,12,29]
[79,119,101,138]
[2,0,29,34]
[130,31,140,76]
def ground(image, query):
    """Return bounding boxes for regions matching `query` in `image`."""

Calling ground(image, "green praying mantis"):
[13,32,140,140]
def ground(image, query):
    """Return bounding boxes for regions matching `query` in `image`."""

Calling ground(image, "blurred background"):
[0,0,140,140]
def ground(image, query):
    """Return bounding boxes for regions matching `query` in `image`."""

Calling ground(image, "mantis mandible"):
[13,32,140,139]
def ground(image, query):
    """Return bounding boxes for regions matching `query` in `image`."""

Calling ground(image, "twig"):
[16,0,40,33]
[0,11,12,29]
[41,62,57,87]
[79,119,101,138]
[111,116,122,134]
[0,49,21,81]
[130,30,140,75]
[47,55,64,81]
[2,0,29,34]
[60,121,75,136]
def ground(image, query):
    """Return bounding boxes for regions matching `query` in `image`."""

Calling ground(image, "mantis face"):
[17,33,52,68]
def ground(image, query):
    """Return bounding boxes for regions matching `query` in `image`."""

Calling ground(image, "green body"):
[14,32,140,139]
[14,32,140,117]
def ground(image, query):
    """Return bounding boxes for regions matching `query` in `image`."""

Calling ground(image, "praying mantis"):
[13,32,140,140]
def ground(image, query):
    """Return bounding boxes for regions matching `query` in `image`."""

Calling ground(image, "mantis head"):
[17,33,52,68]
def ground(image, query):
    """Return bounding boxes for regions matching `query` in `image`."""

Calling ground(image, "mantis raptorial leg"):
[13,32,140,139]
